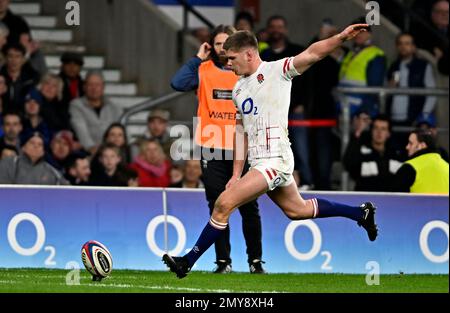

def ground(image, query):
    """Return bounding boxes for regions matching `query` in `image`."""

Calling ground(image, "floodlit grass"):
[0,268,447,293]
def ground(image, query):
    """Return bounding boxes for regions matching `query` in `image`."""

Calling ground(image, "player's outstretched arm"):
[292,23,369,74]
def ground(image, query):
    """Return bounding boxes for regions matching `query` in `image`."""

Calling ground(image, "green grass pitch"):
[0,269,447,293]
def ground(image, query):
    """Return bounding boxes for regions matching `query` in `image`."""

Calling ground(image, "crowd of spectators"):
[0,0,205,189]
[0,0,448,193]
[226,3,448,193]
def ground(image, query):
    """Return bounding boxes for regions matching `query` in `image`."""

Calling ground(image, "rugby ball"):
[81,240,113,279]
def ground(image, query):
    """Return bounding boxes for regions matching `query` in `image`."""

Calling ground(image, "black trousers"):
[201,150,263,264]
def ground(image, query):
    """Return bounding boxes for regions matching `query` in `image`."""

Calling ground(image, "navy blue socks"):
[311,198,363,222]
[185,218,227,267]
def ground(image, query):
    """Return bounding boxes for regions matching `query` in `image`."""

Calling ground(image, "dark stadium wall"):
[236,0,398,64]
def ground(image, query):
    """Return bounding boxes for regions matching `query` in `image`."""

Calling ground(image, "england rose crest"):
[257,73,264,84]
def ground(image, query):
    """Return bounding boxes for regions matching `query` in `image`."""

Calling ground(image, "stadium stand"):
[2,0,448,191]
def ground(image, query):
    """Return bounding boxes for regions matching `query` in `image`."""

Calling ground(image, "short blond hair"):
[223,30,258,52]
[38,73,64,101]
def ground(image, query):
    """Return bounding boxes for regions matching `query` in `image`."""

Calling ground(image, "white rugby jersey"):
[232,57,300,163]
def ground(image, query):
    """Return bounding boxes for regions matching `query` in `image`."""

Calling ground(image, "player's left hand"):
[225,176,240,190]
[338,23,370,42]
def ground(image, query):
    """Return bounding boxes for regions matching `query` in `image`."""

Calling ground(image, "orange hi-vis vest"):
[195,60,238,150]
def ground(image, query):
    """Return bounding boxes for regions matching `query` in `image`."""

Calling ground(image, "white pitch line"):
[0,280,19,284]
[85,283,237,293]
[2,274,65,279]
[84,282,283,293]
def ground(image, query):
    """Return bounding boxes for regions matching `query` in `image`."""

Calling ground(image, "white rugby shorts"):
[251,157,295,191]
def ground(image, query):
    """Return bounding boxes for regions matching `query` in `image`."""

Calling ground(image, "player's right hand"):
[225,176,240,190]
[196,42,212,61]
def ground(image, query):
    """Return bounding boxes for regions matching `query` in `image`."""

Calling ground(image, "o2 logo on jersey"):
[241,98,259,115]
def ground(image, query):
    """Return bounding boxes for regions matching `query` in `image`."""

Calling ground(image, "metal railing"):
[120,87,448,191]
[336,86,449,190]
[176,0,215,29]
[175,0,215,63]
[119,91,187,127]
[119,91,196,143]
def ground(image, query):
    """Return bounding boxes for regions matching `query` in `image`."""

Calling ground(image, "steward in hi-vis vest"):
[196,59,238,150]
[338,17,386,117]
[392,129,449,194]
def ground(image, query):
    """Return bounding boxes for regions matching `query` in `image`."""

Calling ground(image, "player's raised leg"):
[267,182,378,241]
[163,169,269,278]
